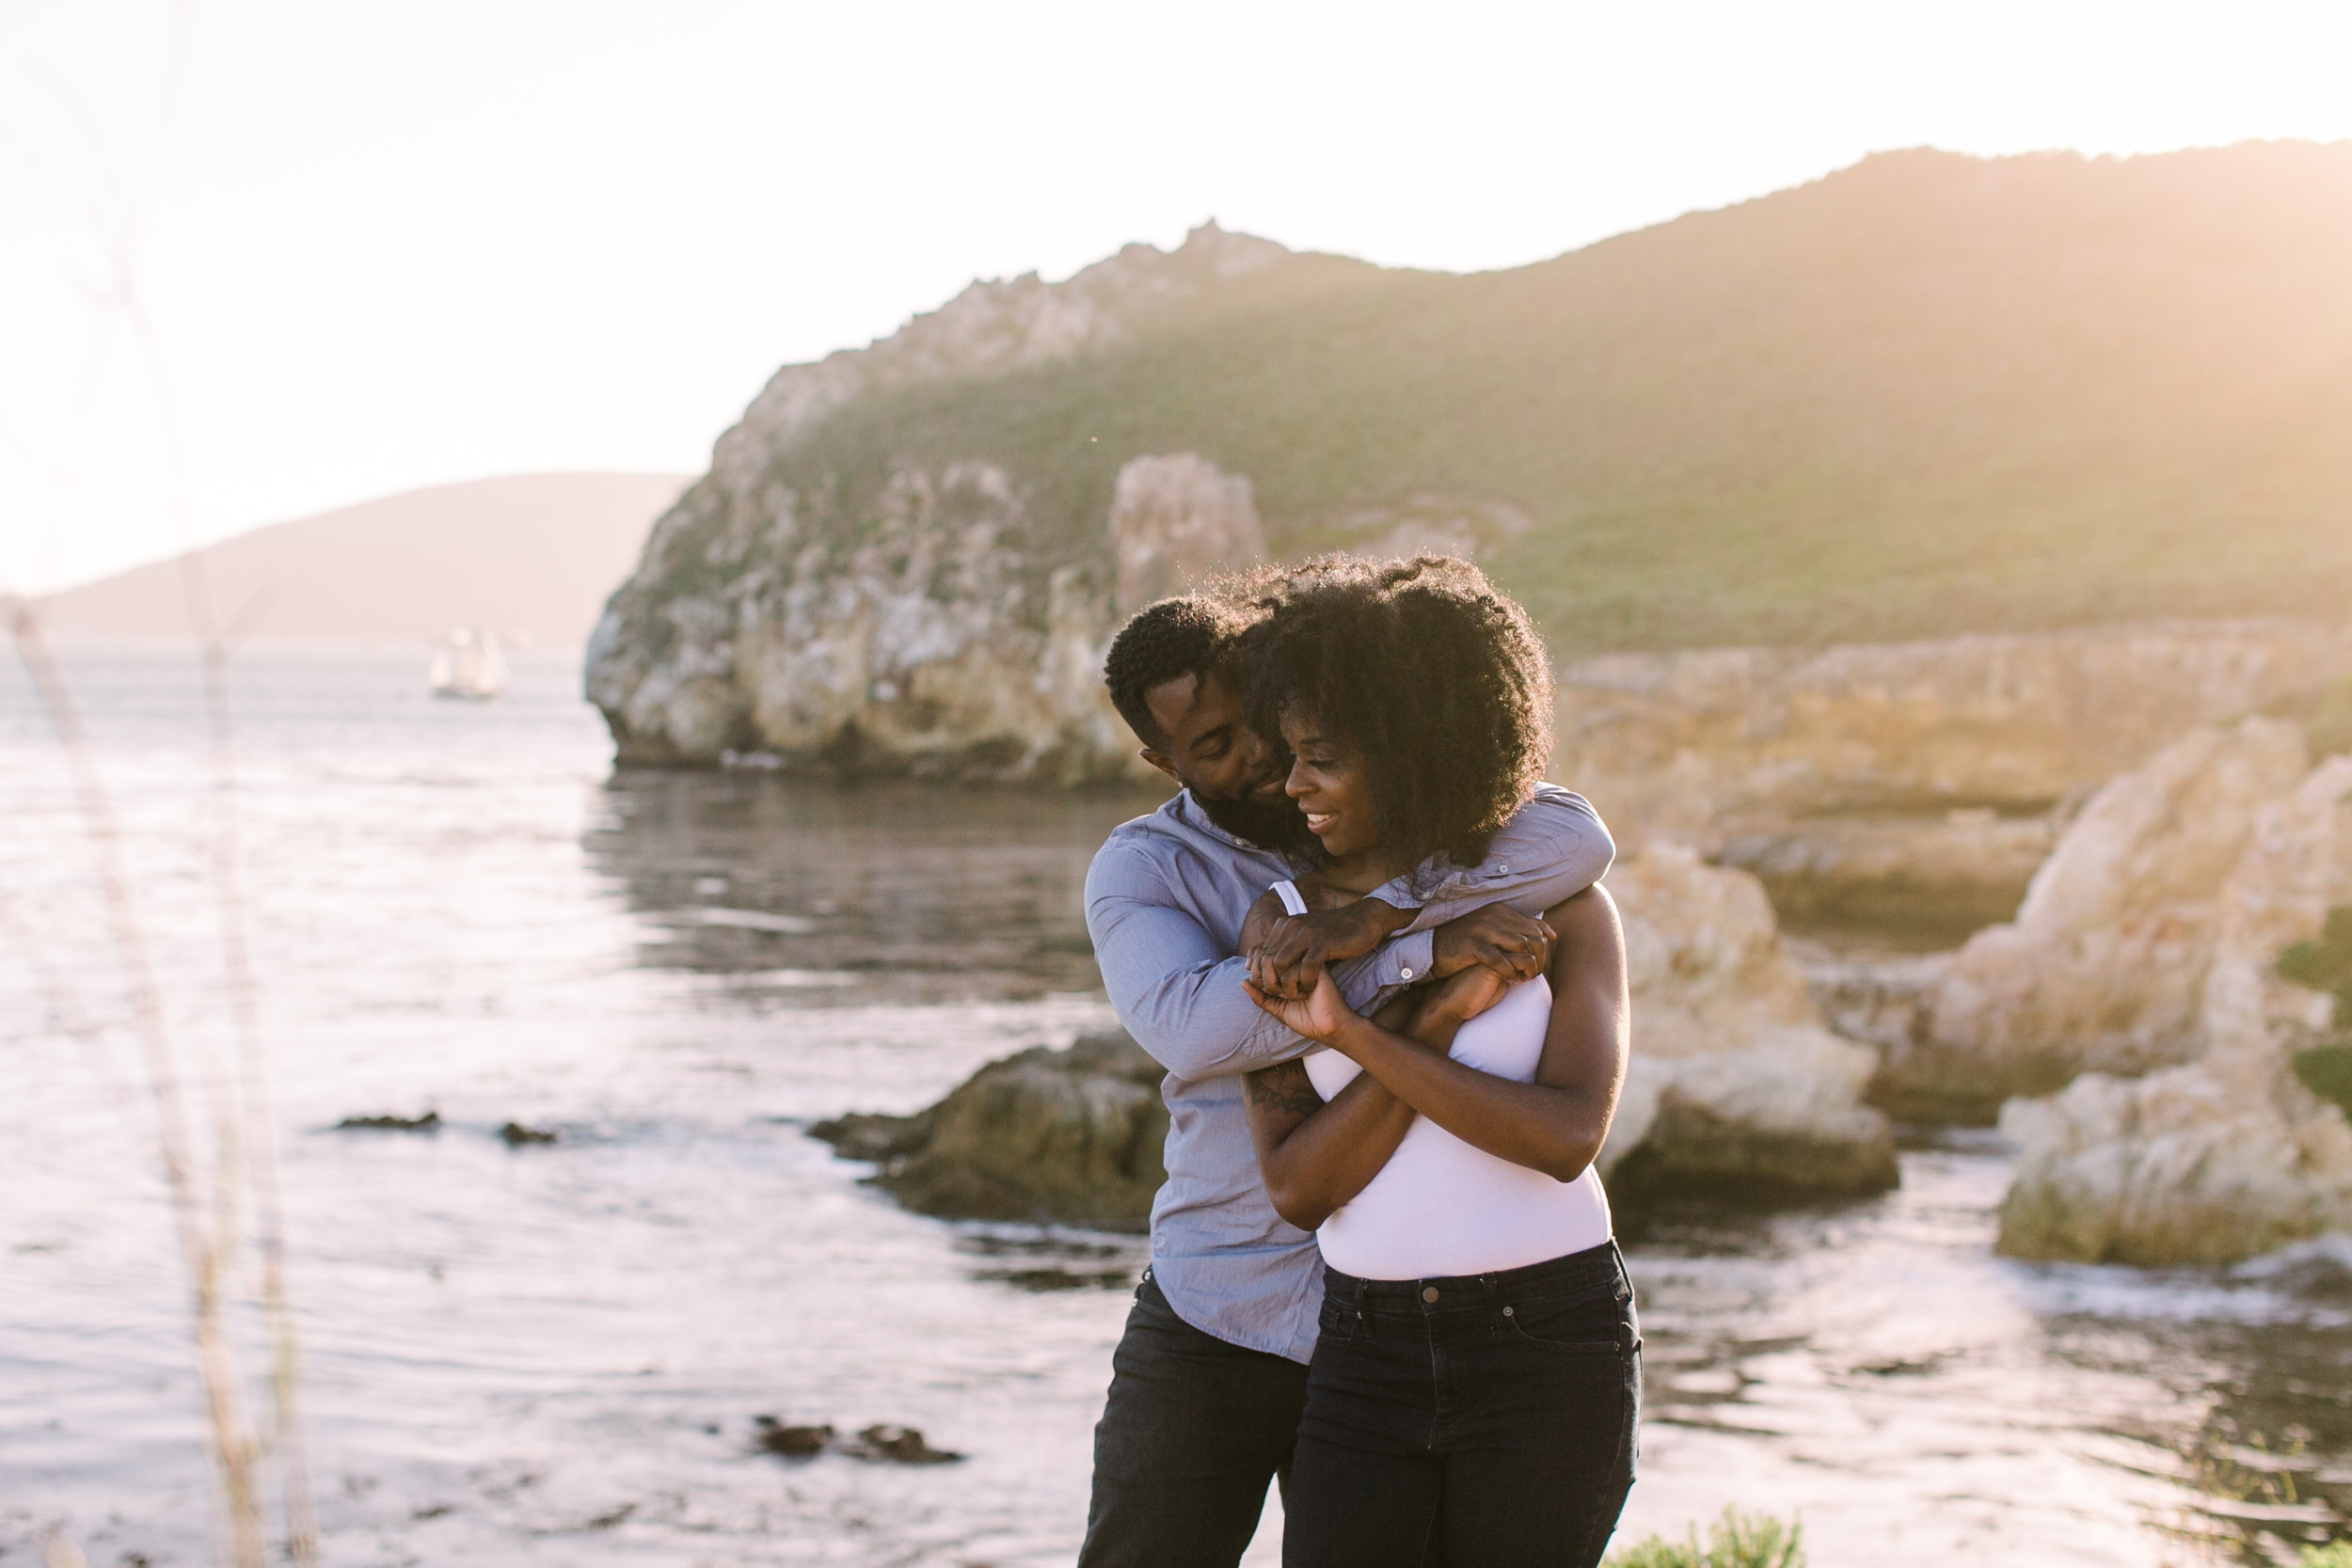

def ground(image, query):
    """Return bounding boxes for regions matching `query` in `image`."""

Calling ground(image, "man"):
[1078,589,1618,1567]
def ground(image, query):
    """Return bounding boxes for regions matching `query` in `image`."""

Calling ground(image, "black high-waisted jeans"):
[1281,1241,1641,1568]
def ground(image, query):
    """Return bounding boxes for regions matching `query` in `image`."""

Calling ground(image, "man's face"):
[1137,668,1303,849]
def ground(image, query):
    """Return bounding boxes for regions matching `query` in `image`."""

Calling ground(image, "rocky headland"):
[586,224,1293,782]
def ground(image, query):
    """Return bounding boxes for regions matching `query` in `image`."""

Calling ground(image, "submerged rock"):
[1598,846,1899,1202]
[1997,755,2352,1265]
[810,1030,1168,1231]
[335,1111,440,1132]
[750,1418,963,1465]
[751,1418,832,1458]
[838,1424,963,1465]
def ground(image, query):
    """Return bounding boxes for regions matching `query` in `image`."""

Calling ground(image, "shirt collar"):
[1170,787,1261,853]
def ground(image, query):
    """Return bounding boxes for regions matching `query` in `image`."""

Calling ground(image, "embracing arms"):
[1243,967,1518,1230]
[1083,788,1613,1082]
[1241,885,1630,1202]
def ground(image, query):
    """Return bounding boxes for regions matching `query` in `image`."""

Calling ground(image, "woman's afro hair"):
[1234,554,1552,877]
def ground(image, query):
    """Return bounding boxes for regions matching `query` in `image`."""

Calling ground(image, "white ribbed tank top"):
[1273,880,1613,1280]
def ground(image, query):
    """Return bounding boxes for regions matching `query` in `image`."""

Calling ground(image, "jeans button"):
[1422,1286,1439,1304]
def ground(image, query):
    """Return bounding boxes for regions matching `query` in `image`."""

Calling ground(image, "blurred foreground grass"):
[1606,1509,1804,1568]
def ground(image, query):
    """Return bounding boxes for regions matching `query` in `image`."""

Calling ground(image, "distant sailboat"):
[428,628,508,700]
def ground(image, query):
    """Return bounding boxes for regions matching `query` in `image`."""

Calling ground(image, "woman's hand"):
[1243,962,1358,1045]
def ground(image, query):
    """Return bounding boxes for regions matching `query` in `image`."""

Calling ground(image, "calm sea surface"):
[3,644,2347,1566]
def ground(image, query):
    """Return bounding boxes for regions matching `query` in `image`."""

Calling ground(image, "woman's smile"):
[1277,707,1398,883]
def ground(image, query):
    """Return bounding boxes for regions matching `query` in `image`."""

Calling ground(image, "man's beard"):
[1198,786,1319,861]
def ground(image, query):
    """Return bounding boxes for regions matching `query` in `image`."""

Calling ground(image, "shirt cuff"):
[1375,928,1435,988]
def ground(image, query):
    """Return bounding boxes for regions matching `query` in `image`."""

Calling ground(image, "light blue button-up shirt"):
[1083,784,1615,1362]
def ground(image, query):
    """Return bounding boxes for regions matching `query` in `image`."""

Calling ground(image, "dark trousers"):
[1282,1242,1642,1568]
[1078,1271,1311,1568]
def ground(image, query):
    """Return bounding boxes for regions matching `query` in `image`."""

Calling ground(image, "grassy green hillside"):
[752,143,2352,654]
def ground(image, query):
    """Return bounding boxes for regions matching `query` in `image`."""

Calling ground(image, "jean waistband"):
[1323,1239,1625,1312]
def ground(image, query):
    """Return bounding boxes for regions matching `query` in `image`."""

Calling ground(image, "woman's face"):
[1279,708,1382,863]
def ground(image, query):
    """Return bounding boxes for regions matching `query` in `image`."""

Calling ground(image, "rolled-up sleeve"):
[1086,845,1326,1080]
[1084,791,1612,1082]
[1373,787,1617,936]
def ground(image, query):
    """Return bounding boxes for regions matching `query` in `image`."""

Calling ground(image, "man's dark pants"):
[1078,1271,1311,1567]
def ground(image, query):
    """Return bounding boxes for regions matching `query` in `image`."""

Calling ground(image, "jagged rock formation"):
[1109,454,1265,615]
[1880,719,2312,1118]
[1998,756,2352,1264]
[810,1030,1169,1231]
[585,448,1267,780]
[1552,621,2352,948]
[1554,621,2352,838]
[1598,845,1899,1199]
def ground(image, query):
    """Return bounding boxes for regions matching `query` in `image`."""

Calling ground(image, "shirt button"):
[1498,863,1509,873]
[1400,967,1414,980]
[1422,1286,1439,1304]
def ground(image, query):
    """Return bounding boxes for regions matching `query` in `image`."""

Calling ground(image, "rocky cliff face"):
[586,223,1292,780]
[1997,755,2352,1265]
[1887,719,2312,1114]
[585,449,1267,781]
[1554,623,2352,937]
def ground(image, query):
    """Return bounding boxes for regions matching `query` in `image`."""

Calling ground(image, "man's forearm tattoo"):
[1245,1060,1324,1119]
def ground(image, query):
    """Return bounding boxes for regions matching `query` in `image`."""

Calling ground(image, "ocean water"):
[2,644,2346,1567]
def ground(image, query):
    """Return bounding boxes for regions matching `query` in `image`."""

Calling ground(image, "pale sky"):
[7,0,2350,594]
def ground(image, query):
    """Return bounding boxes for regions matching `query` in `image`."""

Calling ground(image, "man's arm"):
[1356,787,1616,987]
[1087,844,1392,1079]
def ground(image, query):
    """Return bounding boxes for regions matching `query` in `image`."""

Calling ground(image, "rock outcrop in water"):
[1997,755,2352,1264]
[811,1030,1170,1231]
[1599,847,1899,1200]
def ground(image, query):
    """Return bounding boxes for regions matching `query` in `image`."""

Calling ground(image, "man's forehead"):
[1144,668,1238,731]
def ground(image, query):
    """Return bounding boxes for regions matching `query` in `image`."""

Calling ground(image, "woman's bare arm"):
[1241,965,1510,1230]
[1245,886,1629,1183]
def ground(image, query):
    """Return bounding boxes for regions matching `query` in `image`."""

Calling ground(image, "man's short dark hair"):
[1104,595,1249,748]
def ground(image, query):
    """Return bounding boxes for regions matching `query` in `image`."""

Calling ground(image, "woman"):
[1232,556,1637,1568]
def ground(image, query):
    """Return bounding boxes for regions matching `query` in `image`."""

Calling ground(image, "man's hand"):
[1429,904,1555,985]
[1248,896,1412,1001]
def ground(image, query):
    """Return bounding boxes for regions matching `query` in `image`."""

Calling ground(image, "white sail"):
[428,628,507,700]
